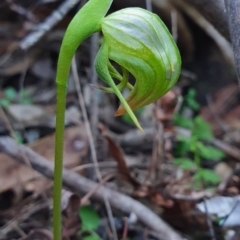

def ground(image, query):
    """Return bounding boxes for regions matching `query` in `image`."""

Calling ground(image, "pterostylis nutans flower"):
[98,8,181,119]
[53,0,181,239]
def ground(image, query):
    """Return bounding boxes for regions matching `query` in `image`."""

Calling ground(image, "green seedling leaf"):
[14,131,23,144]
[184,88,200,110]
[173,157,197,170]
[176,133,190,142]
[0,99,10,108]
[83,234,102,240]
[194,169,221,185]
[20,90,33,105]
[175,140,191,155]
[4,87,17,101]
[79,206,100,231]
[20,89,29,98]
[20,98,33,105]
[196,142,225,160]
[192,116,213,141]
[173,113,193,129]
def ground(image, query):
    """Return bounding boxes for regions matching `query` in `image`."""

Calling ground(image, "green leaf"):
[192,116,213,140]
[186,88,197,98]
[79,206,100,231]
[20,89,29,98]
[194,169,221,185]
[0,99,10,108]
[14,131,23,144]
[176,134,190,142]
[4,87,17,101]
[184,89,200,110]
[173,113,193,129]
[174,140,190,155]
[196,142,225,160]
[20,98,32,105]
[187,99,200,111]
[173,158,197,170]
[19,90,32,105]
[83,234,102,240]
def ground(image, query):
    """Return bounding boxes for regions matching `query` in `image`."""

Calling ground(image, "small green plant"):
[0,87,32,108]
[78,206,101,240]
[19,89,33,105]
[54,0,181,239]
[183,88,200,111]
[173,91,225,188]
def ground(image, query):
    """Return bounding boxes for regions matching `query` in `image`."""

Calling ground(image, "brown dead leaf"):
[0,126,88,209]
[150,192,174,208]
[154,89,179,131]
[162,200,206,232]
[62,190,80,213]
[29,126,88,167]
[104,134,140,187]
[62,190,81,238]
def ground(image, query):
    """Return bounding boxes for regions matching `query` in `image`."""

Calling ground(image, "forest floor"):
[0,0,240,240]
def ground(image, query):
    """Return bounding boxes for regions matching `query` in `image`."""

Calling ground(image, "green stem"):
[53,1,113,239]
[53,84,67,240]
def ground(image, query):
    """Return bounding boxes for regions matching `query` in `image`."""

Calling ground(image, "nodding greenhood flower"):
[56,0,181,132]
[95,7,181,130]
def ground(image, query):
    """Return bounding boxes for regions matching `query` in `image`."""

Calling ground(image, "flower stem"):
[53,83,67,240]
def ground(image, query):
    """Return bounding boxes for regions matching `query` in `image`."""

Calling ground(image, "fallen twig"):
[19,0,82,50]
[181,0,229,41]
[115,127,240,161]
[169,0,234,65]
[0,137,182,240]
[71,56,118,240]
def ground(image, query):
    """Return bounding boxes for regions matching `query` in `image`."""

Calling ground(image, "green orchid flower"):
[53,0,181,239]
[97,7,181,122]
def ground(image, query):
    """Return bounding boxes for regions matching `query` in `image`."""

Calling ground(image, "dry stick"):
[146,0,152,12]
[89,32,100,139]
[81,174,115,205]
[19,0,82,50]
[203,198,216,240]
[117,127,240,162]
[169,0,234,66]
[171,9,178,42]
[0,106,32,169]
[1,202,49,237]
[225,0,240,86]
[71,56,118,240]
[0,137,182,240]
[6,0,37,22]
[182,0,229,41]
